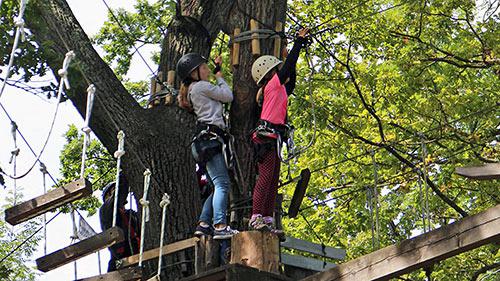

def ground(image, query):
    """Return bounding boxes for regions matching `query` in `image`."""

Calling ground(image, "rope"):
[1,51,75,180]
[112,130,125,227]
[0,0,27,99]
[371,150,380,250]
[39,162,48,255]
[9,121,19,207]
[138,169,151,267]
[228,28,284,45]
[420,134,432,231]
[80,84,96,177]
[416,168,427,232]
[155,193,171,279]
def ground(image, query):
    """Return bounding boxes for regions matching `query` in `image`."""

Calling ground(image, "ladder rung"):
[5,178,92,225]
[36,226,125,272]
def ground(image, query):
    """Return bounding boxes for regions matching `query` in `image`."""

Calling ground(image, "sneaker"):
[213,226,239,240]
[249,215,271,231]
[194,224,213,237]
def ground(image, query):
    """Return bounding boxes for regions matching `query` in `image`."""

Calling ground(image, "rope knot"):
[114,130,126,158]
[81,126,92,134]
[39,162,48,175]
[139,198,150,207]
[160,193,170,208]
[58,51,76,90]
[14,17,24,28]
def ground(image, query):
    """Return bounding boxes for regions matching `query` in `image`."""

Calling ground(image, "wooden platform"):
[76,266,143,281]
[303,204,500,281]
[180,263,292,281]
[455,163,500,180]
[36,226,124,272]
[5,178,92,225]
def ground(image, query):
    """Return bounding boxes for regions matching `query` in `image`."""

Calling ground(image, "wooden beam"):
[303,204,500,281]
[118,237,199,268]
[281,237,346,260]
[250,20,260,56]
[281,253,336,272]
[5,178,92,225]
[232,28,241,66]
[273,21,283,58]
[76,266,142,281]
[288,169,311,218]
[36,226,124,272]
[455,163,500,180]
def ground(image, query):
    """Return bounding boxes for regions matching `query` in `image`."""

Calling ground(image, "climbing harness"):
[138,169,151,267]
[0,0,27,99]
[112,130,126,227]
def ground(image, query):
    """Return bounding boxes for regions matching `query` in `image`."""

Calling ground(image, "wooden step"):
[117,237,199,269]
[455,163,500,180]
[76,266,143,281]
[36,226,124,272]
[5,178,92,225]
[230,231,280,274]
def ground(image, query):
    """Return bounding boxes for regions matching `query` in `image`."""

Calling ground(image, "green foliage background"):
[0,0,499,280]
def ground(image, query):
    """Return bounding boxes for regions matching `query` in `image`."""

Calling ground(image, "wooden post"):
[167,70,175,86]
[232,28,241,66]
[303,204,500,281]
[275,193,283,231]
[5,178,92,225]
[273,21,283,58]
[155,71,163,94]
[194,238,206,274]
[76,266,142,281]
[250,20,260,56]
[231,231,280,274]
[36,227,124,272]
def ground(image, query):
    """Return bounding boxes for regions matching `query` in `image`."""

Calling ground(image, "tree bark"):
[27,0,286,278]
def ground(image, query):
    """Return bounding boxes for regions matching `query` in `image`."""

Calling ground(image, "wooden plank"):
[281,236,346,260]
[281,253,336,272]
[76,266,142,281]
[118,237,199,268]
[455,163,500,180]
[36,226,124,272]
[181,264,293,281]
[303,204,500,281]
[273,21,283,58]
[232,28,241,66]
[250,20,260,56]
[288,169,311,218]
[167,70,175,86]
[5,178,92,225]
[230,231,280,274]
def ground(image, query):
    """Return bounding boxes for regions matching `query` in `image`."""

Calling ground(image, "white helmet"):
[251,55,282,85]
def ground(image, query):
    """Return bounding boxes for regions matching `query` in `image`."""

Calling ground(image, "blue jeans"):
[192,142,230,225]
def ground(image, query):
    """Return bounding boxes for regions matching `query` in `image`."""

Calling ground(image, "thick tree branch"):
[471,262,500,281]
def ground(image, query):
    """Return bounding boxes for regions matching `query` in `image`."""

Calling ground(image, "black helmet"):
[176,53,207,81]
[101,175,128,202]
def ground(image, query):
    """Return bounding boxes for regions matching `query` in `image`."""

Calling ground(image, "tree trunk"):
[26,0,286,279]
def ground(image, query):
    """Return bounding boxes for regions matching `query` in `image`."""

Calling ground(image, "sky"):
[0,0,156,280]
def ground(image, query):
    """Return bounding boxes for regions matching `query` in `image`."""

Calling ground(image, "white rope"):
[9,121,19,207]
[420,135,432,231]
[371,150,380,250]
[156,193,171,278]
[39,162,48,255]
[0,0,28,99]
[112,130,125,227]
[138,169,151,267]
[80,84,96,178]
[1,50,75,180]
